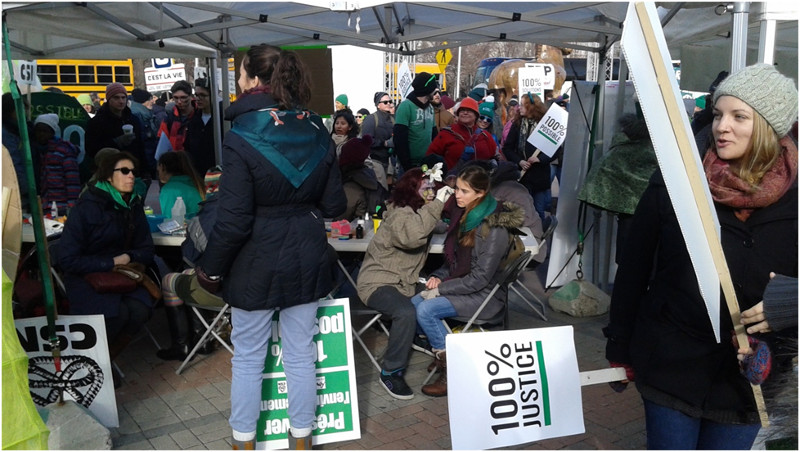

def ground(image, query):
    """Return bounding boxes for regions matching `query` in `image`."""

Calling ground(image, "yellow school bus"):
[35,59,134,100]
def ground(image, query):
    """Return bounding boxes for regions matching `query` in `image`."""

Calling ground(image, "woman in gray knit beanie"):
[606,63,797,450]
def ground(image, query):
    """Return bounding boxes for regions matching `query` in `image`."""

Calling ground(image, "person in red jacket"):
[425,97,496,173]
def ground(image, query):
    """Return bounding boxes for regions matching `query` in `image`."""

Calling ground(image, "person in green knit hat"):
[335,93,349,111]
[157,151,205,220]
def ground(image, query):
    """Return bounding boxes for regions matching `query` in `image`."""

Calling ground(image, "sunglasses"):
[356,115,363,119]
[114,167,136,175]
[378,100,392,105]
[478,115,492,122]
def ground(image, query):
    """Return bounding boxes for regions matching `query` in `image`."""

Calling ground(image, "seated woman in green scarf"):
[411,165,524,398]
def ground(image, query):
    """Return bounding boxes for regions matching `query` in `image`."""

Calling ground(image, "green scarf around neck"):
[460,193,497,233]
[95,180,136,209]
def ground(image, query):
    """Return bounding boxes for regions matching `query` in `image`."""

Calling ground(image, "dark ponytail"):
[270,50,312,110]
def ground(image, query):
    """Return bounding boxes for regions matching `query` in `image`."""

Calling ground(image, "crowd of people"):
[4,55,797,450]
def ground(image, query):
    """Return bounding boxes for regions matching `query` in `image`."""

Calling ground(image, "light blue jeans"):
[643,398,760,449]
[229,302,319,439]
[410,294,457,350]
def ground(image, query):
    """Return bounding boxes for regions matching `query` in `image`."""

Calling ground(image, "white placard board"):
[527,103,569,158]
[14,314,119,428]
[517,64,555,100]
[145,63,187,93]
[622,1,720,341]
[448,326,583,450]
[397,60,414,99]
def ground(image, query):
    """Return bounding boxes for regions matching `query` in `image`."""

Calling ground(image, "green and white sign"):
[256,298,360,449]
[447,326,583,450]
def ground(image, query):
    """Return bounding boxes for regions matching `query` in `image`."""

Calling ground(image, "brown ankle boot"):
[426,355,442,373]
[422,351,447,397]
[231,439,254,450]
[288,432,312,450]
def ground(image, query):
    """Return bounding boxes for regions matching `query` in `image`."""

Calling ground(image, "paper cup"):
[122,124,134,135]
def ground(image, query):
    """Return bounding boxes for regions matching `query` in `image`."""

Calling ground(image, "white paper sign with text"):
[397,61,414,99]
[527,103,569,158]
[517,64,555,100]
[15,314,119,427]
[447,326,583,450]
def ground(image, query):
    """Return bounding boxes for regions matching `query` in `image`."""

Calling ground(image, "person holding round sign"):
[605,64,798,450]
[501,92,554,225]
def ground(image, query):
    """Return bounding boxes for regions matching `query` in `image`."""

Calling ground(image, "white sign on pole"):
[144,64,187,92]
[448,326,584,450]
[517,64,555,100]
[15,314,119,428]
[527,103,569,158]
[397,60,414,99]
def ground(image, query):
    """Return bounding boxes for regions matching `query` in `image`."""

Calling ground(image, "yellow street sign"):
[436,49,452,72]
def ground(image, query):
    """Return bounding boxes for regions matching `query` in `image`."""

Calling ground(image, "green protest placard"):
[256,298,360,449]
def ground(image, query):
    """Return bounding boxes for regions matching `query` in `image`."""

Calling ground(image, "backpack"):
[181,194,219,268]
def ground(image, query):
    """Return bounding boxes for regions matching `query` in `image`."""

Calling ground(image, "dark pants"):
[643,398,760,450]
[366,286,416,372]
[105,295,152,341]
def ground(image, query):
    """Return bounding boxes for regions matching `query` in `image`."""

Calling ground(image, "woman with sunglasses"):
[58,151,156,386]
[425,97,496,173]
[194,44,345,450]
[502,92,553,224]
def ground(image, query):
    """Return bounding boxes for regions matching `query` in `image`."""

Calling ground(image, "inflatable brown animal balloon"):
[488,45,570,125]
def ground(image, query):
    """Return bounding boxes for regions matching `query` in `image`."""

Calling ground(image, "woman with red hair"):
[356,165,453,400]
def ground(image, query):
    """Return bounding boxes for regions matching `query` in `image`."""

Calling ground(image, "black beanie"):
[373,91,389,106]
[131,88,152,104]
[411,72,438,97]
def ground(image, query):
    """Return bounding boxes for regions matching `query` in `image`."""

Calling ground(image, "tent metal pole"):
[210,55,223,167]
[730,2,750,72]
[455,46,462,99]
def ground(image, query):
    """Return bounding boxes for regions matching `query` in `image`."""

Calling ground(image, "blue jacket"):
[57,185,155,317]
[202,92,346,311]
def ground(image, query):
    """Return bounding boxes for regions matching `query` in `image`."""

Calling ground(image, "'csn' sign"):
[144,63,186,92]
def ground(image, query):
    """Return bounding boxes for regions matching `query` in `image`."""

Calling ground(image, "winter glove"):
[435,186,454,204]
[734,334,772,385]
[608,361,635,393]
[420,287,440,300]
[196,267,222,294]
[114,132,135,147]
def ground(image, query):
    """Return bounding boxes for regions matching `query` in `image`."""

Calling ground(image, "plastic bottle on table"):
[356,219,364,239]
[50,201,58,219]
[171,196,186,226]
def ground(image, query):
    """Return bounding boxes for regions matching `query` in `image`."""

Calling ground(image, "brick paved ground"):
[109,267,647,450]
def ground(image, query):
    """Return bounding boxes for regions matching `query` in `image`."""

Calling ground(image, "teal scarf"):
[95,180,137,210]
[460,194,497,233]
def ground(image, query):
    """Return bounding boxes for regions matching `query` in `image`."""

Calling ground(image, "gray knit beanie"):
[713,64,798,137]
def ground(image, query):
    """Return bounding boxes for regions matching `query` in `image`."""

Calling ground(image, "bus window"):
[60,65,76,84]
[97,66,113,84]
[115,67,131,85]
[38,65,57,84]
[79,65,94,83]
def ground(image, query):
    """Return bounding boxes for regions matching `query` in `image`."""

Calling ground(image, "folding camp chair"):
[175,301,233,375]
[509,216,558,321]
[422,251,532,384]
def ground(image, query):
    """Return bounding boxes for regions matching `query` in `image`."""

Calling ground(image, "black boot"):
[157,305,190,361]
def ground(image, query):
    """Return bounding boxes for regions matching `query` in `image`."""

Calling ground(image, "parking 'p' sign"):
[517,64,555,101]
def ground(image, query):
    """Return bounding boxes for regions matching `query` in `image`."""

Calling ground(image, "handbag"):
[113,263,162,300]
[84,271,137,294]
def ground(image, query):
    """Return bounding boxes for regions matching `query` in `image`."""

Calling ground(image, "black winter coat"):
[502,121,554,192]
[58,185,155,317]
[201,92,346,311]
[605,169,798,424]
[85,104,146,171]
